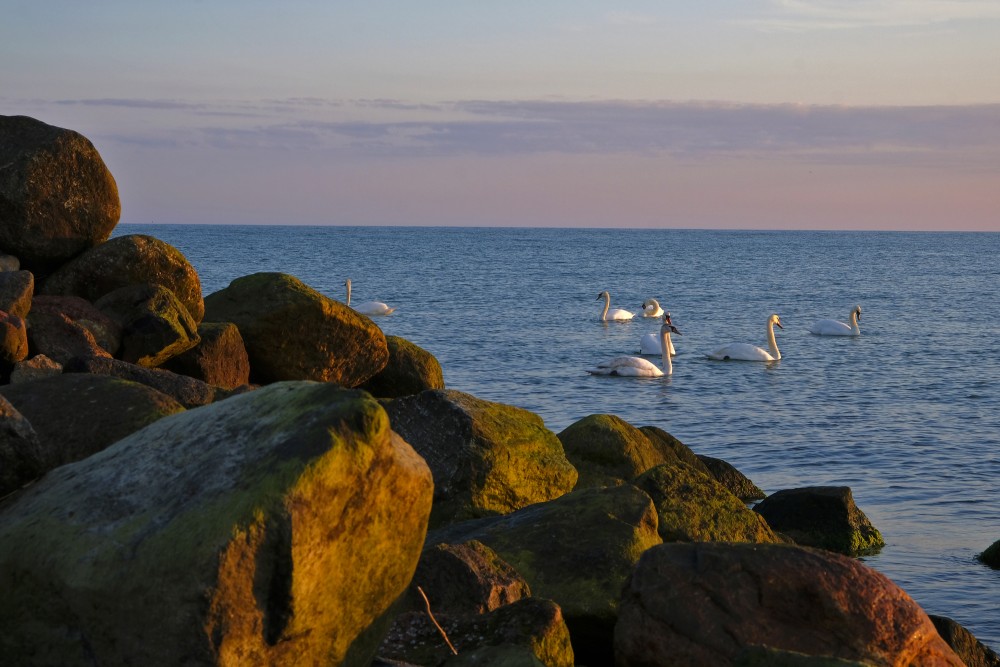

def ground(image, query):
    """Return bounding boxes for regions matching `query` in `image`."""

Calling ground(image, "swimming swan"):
[641,298,664,318]
[810,305,861,336]
[708,313,783,362]
[344,279,395,316]
[597,290,635,321]
[589,316,681,377]
[640,311,677,356]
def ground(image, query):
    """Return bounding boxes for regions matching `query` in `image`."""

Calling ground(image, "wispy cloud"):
[750,0,1000,31]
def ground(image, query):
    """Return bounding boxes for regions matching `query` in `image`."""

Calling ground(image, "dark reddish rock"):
[0,270,33,319]
[698,454,766,501]
[95,283,200,367]
[161,321,250,389]
[753,486,884,556]
[360,335,445,398]
[26,309,112,364]
[40,234,204,322]
[9,354,62,384]
[0,311,29,370]
[0,394,44,496]
[30,294,121,354]
[412,541,532,617]
[615,542,964,666]
[930,615,1000,667]
[0,115,120,272]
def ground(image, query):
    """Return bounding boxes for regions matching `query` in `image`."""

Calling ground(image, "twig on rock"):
[416,585,458,655]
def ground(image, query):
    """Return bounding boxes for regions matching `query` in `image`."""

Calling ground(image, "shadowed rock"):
[698,454,766,501]
[0,311,28,373]
[930,615,1000,667]
[978,539,1000,569]
[639,425,713,475]
[161,321,250,389]
[203,272,387,386]
[753,486,884,556]
[0,270,33,319]
[360,335,445,398]
[0,382,434,666]
[0,395,44,496]
[615,542,963,666]
[9,354,62,384]
[29,294,121,355]
[96,283,200,367]
[0,115,120,272]
[40,234,204,322]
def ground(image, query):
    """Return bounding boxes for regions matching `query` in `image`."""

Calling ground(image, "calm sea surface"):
[119,224,1000,649]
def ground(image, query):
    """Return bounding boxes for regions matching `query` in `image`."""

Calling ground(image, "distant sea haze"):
[121,223,1000,650]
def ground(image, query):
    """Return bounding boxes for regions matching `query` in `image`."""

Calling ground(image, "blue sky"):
[3,1,999,229]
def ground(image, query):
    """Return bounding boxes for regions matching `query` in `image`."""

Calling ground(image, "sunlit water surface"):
[120,224,1000,649]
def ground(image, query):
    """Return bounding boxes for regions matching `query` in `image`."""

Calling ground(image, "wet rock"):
[203,272,387,386]
[0,372,183,471]
[385,389,577,527]
[0,394,44,496]
[161,321,250,389]
[929,615,1000,667]
[0,382,434,666]
[698,454,767,501]
[753,486,884,556]
[0,115,119,272]
[95,283,200,367]
[360,335,445,398]
[614,542,963,666]
[40,234,204,322]
[0,270,33,319]
[633,462,780,544]
[558,414,667,488]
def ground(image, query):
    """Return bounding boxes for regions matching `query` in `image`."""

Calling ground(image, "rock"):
[430,484,662,665]
[735,646,874,666]
[9,354,62,384]
[0,270,33,319]
[0,381,434,666]
[614,542,964,666]
[25,308,112,364]
[411,541,532,617]
[203,272,387,386]
[929,615,1000,667]
[360,335,445,398]
[0,115,120,272]
[381,597,573,667]
[557,414,666,488]
[40,234,204,322]
[0,253,19,271]
[95,283,200,367]
[0,394,44,496]
[63,355,239,408]
[30,294,122,354]
[385,389,578,527]
[978,539,1000,569]
[698,454,767,501]
[0,311,28,371]
[0,373,184,470]
[639,425,713,475]
[753,486,884,556]
[161,321,250,389]
[633,462,780,544]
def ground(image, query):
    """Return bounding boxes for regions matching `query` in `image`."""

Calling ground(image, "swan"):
[344,279,395,316]
[597,290,635,321]
[589,315,681,377]
[641,298,664,318]
[810,305,861,336]
[640,312,677,356]
[708,313,783,362]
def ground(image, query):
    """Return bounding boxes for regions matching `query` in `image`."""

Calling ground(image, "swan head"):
[854,305,862,320]
[662,312,681,335]
[770,313,783,329]
[642,298,660,311]
[597,290,609,301]
[344,279,351,288]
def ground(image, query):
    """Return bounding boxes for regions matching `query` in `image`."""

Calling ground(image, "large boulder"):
[633,462,780,544]
[430,484,662,665]
[0,270,33,319]
[0,395,44,496]
[0,373,184,471]
[161,321,250,389]
[95,283,200,367]
[0,382,434,666]
[0,115,120,272]
[29,294,121,354]
[929,615,1000,667]
[698,454,767,501]
[25,309,113,364]
[40,234,204,322]
[753,486,884,556]
[360,335,445,398]
[558,414,666,488]
[614,542,963,666]
[9,354,62,384]
[639,425,712,475]
[385,389,578,527]
[63,356,240,409]
[203,272,387,386]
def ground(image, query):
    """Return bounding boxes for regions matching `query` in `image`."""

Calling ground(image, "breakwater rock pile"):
[1,115,995,666]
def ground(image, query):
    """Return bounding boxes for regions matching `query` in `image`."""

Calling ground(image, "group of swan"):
[344,279,395,316]
[590,302,862,377]
[588,314,682,377]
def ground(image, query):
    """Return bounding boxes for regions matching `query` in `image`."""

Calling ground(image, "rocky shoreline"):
[1,114,997,666]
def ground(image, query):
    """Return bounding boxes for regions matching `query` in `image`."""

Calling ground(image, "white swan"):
[640,311,677,356]
[810,305,861,336]
[597,290,635,321]
[344,279,395,316]
[641,298,664,318]
[589,316,681,377]
[708,313,783,362]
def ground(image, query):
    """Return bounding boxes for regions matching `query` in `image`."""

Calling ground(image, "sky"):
[2,1,999,230]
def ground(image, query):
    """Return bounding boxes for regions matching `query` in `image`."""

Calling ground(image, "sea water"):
[118,224,1000,649]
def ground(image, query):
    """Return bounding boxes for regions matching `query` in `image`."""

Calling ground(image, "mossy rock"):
[96,283,200,367]
[633,462,779,544]
[558,414,666,488]
[698,454,766,501]
[639,425,711,474]
[360,335,444,398]
[161,321,250,389]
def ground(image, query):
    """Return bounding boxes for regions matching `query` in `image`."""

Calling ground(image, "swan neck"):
[601,293,610,320]
[850,310,860,334]
[345,282,351,306]
[767,320,781,360]
[661,328,673,375]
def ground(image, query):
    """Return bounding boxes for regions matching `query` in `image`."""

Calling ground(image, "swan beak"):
[672,326,682,335]
[775,321,784,329]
